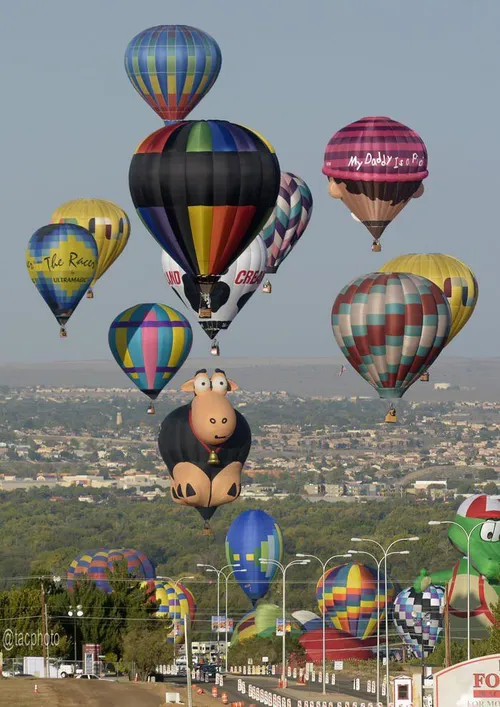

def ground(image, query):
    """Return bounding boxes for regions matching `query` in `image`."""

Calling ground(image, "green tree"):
[122,627,173,680]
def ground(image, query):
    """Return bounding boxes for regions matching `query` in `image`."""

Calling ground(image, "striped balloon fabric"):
[124,25,222,123]
[331,272,451,399]
[322,116,428,183]
[67,548,155,594]
[143,579,196,643]
[260,172,313,273]
[316,562,394,641]
[129,120,280,279]
[108,304,192,400]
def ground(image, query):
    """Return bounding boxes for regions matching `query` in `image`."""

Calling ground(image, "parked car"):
[76,674,101,680]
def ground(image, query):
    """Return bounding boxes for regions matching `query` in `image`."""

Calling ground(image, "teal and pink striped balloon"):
[260,172,313,274]
[108,303,192,405]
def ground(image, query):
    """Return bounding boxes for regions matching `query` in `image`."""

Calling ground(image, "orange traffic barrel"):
[212,686,219,698]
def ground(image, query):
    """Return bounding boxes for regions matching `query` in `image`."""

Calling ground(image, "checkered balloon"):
[393,585,445,659]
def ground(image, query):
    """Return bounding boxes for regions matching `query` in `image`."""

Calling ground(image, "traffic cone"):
[34,684,39,694]
[221,692,229,704]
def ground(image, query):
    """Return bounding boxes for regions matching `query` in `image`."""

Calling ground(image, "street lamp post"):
[412,609,431,700]
[351,536,419,707]
[260,558,310,687]
[197,563,238,665]
[428,519,485,660]
[156,575,195,665]
[224,568,247,673]
[348,547,410,706]
[68,605,84,668]
[296,552,352,694]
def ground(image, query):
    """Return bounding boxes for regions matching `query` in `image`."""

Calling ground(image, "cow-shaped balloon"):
[158,369,251,533]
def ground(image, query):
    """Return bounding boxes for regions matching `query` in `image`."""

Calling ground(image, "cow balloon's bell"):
[158,369,252,531]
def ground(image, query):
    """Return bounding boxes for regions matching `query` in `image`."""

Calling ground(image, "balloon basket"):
[86,288,94,299]
[371,241,382,252]
[59,327,67,338]
[420,372,430,382]
[262,280,272,294]
[384,407,397,424]
[202,522,212,537]
[147,404,156,415]
[210,342,220,356]
[199,308,212,319]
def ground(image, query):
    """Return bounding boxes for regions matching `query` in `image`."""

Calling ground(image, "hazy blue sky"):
[3,0,499,365]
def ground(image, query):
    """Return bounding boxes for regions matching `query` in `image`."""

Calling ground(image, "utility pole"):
[444,583,451,668]
[40,582,47,678]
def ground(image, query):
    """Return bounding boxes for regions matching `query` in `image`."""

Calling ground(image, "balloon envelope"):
[230,603,302,645]
[129,120,280,280]
[51,199,130,288]
[316,562,394,640]
[323,116,428,243]
[124,25,222,123]
[67,547,155,594]
[225,509,284,604]
[162,236,267,340]
[143,579,196,643]
[331,272,451,399]
[380,253,478,345]
[108,304,192,400]
[260,172,313,273]
[26,223,97,329]
[393,585,445,659]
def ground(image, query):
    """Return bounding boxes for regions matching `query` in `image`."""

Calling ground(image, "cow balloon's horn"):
[208,450,220,465]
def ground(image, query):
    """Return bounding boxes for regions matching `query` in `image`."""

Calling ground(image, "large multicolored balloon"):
[50,199,130,297]
[129,120,280,307]
[316,562,394,641]
[124,25,222,123]
[225,509,284,605]
[323,116,428,250]
[331,272,451,400]
[259,172,313,289]
[26,224,98,336]
[108,304,192,412]
[380,254,479,345]
[143,579,196,643]
[393,585,445,659]
[67,547,155,594]
[230,603,302,646]
[162,236,267,345]
[158,369,252,531]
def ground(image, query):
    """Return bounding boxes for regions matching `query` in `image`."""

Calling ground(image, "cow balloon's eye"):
[211,373,228,393]
[222,417,227,424]
[194,373,211,395]
[210,418,216,424]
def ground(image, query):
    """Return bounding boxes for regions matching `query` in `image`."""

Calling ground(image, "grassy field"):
[0,678,189,707]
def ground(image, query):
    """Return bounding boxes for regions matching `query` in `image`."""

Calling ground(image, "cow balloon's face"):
[182,370,239,446]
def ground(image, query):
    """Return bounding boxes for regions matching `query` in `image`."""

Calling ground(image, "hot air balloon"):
[124,25,222,124]
[323,116,428,251]
[158,369,251,533]
[26,224,98,337]
[162,236,267,356]
[225,509,284,605]
[67,547,155,594]
[259,172,313,293]
[380,254,478,346]
[230,603,303,645]
[331,272,451,420]
[316,562,394,641]
[108,304,192,414]
[143,579,196,643]
[393,585,445,659]
[51,199,130,299]
[129,120,280,315]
